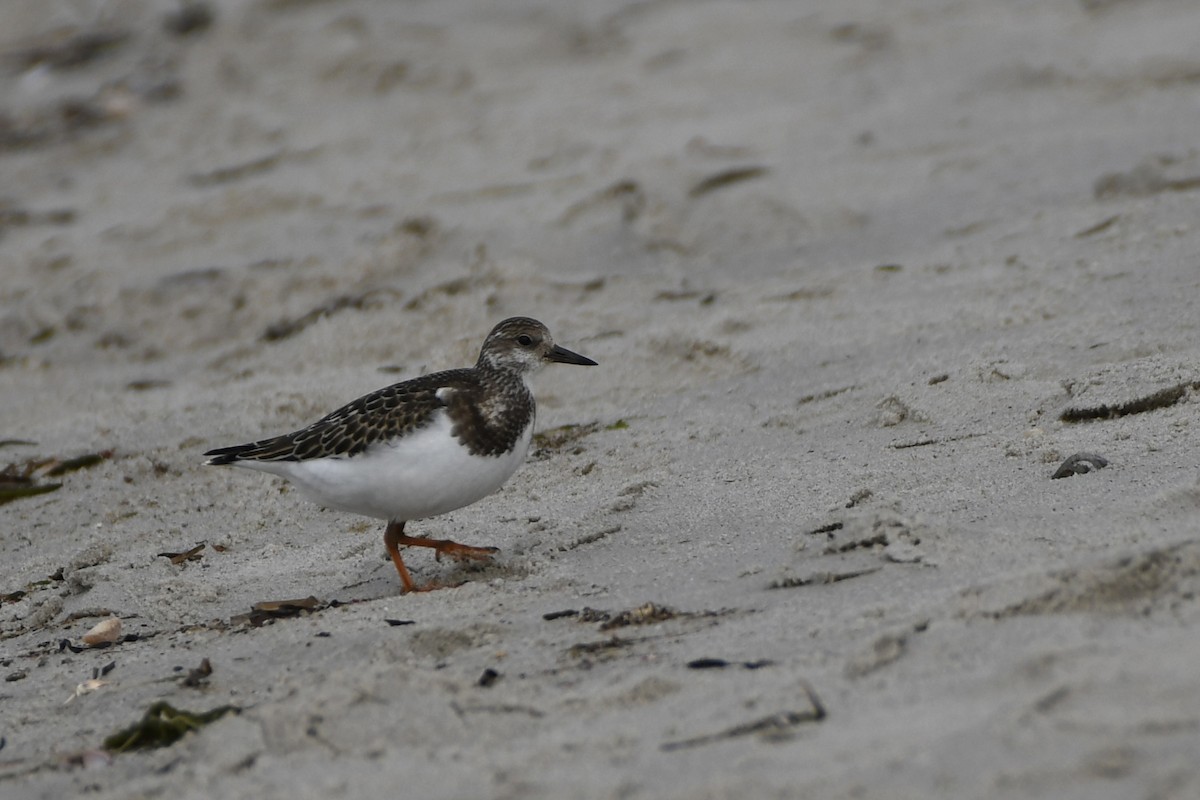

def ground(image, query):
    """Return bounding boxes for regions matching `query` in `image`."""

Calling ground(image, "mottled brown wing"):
[205,369,478,463]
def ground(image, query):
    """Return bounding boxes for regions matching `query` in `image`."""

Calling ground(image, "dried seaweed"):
[45,452,109,476]
[1060,382,1194,422]
[0,450,110,505]
[0,481,61,505]
[103,701,238,753]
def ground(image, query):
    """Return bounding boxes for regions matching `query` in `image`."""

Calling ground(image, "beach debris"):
[542,608,579,621]
[0,474,61,505]
[688,165,769,198]
[231,596,321,627]
[126,379,172,391]
[889,432,984,450]
[1052,452,1111,479]
[599,602,680,631]
[1060,381,1196,422]
[253,596,319,614]
[653,289,717,304]
[103,701,239,753]
[1074,214,1120,238]
[806,521,844,537]
[565,605,737,663]
[478,668,501,688]
[660,682,826,751]
[82,617,122,646]
[45,452,110,476]
[0,450,112,506]
[767,568,880,590]
[65,678,110,704]
[2,569,64,605]
[158,542,205,565]
[551,603,731,630]
[384,618,415,627]
[261,287,402,342]
[578,607,613,623]
[685,658,773,670]
[180,657,213,688]
[531,421,600,456]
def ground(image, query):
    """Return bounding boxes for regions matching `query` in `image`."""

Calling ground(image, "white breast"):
[233,411,533,522]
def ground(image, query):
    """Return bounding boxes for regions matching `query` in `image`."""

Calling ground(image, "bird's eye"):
[516,334,534,346]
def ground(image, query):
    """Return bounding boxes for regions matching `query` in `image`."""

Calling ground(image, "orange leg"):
[383,520,498,593]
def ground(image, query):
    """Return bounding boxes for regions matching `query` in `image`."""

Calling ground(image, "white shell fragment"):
[64,678,110,705]
[82,617,122,646]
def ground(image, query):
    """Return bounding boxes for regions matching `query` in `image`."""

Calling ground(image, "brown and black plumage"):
[204,317,596,593]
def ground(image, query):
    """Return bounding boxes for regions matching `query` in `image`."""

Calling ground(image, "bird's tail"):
[203,444,254,465]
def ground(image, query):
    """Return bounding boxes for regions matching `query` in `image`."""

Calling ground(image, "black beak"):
[547,344,597,366]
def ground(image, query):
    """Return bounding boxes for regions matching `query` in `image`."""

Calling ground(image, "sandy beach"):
[2,1,1199,797]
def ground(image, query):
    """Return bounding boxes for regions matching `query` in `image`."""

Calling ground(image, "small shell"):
[82,617,122,646]
[64,678,109,705]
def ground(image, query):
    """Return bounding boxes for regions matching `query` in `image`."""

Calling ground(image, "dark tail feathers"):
[203,444,253,465]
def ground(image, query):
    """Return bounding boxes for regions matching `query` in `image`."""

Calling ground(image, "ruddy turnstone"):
[204,317,597,593]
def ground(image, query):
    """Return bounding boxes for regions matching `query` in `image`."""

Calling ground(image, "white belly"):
[234,412,532,522]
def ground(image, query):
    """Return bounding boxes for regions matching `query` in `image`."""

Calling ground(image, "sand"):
[2,0,1199,797]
